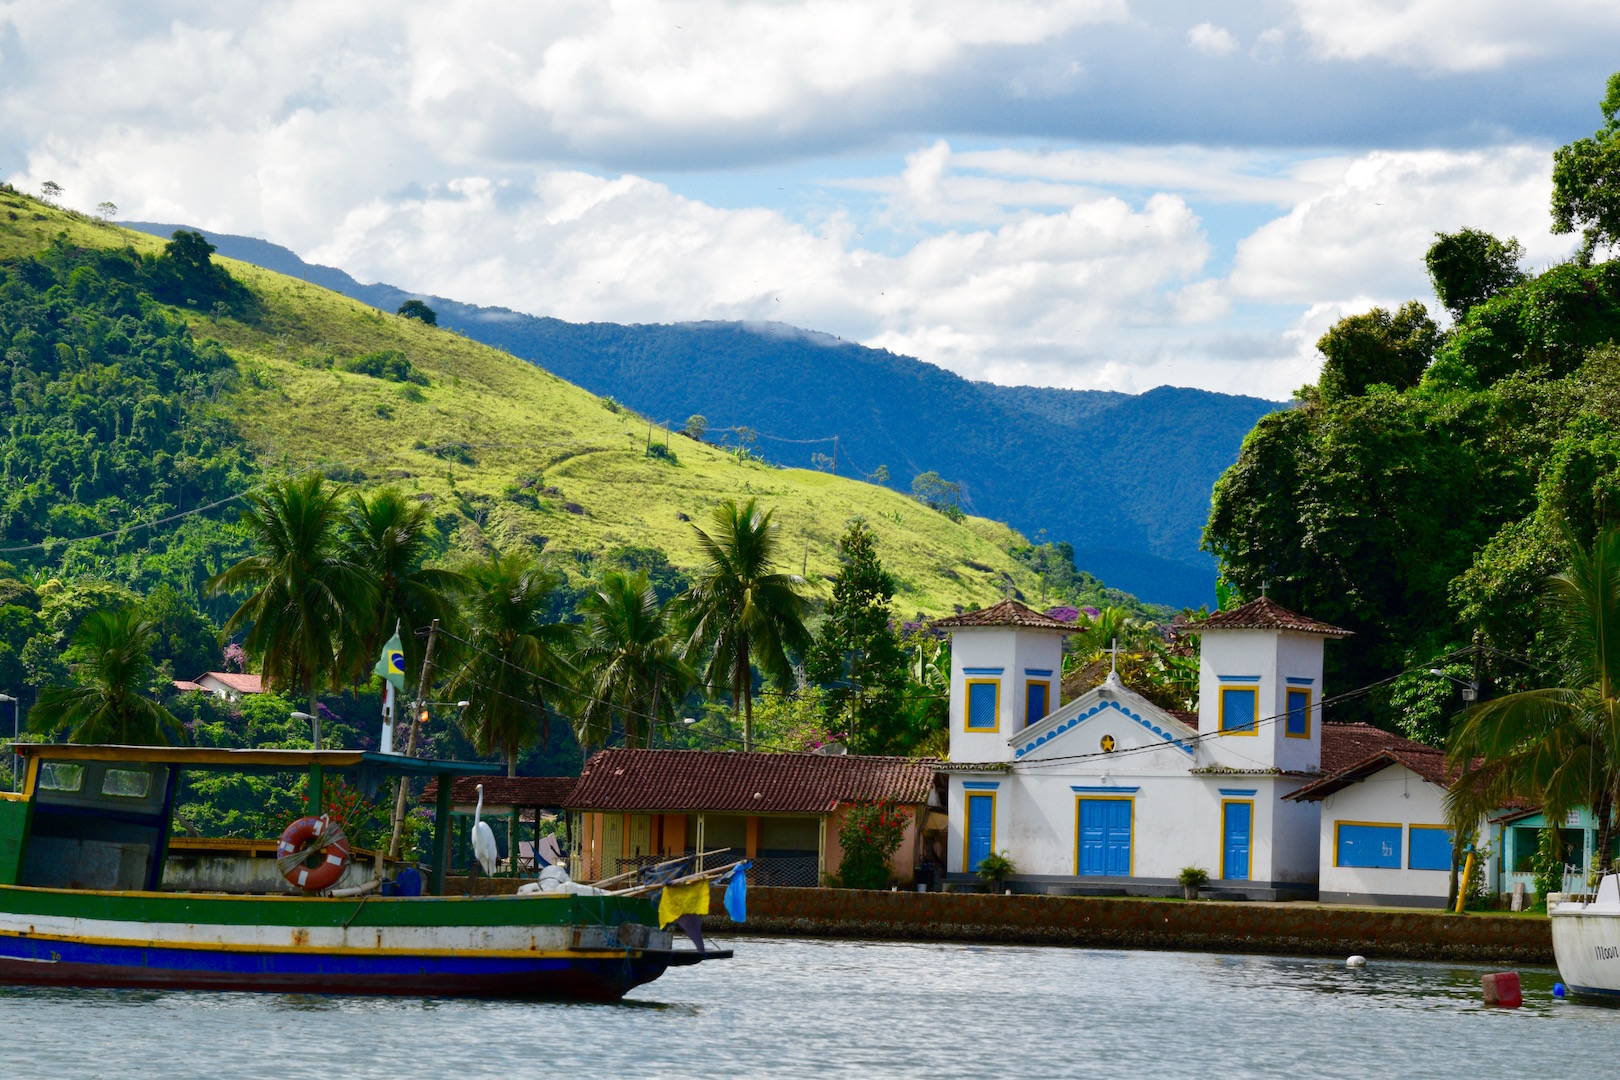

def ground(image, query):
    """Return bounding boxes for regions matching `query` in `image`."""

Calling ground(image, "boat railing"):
[587,848,822,889]
[1562,863,1596,902]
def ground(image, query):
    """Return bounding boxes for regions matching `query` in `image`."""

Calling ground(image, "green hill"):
[0,191,1146,624]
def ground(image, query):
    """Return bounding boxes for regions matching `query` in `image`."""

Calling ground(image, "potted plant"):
[1178,865,1209,900]
[977,851,1017,893]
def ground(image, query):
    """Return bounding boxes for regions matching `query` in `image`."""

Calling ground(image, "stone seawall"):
[703,887,1554,965]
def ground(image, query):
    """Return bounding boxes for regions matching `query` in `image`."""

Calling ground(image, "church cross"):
[1107,638,1122,674]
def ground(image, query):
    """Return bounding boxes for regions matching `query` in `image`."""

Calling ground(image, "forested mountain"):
[1203,77,1620,738]
[124,222,1283,606]
[1,195,1154,782]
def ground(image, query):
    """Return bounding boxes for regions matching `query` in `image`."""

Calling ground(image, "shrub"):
[684,413,708,439]
[1178,865,1209,888]
[837,800,910,890]
[977,851,1016,889]
[647,442,678,464]
[341,349,428,385]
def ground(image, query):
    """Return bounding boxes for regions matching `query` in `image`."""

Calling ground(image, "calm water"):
[0,938,1610,1078]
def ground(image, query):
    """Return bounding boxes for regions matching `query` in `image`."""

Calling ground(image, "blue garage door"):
[966,793,995,871]
[1077,799,1133,877]
[1223,801,1252,881]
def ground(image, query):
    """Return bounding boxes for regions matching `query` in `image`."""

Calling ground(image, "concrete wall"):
[702,886,1552,964]
[1316,763,1453,906]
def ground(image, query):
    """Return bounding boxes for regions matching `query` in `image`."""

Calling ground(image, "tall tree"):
[1552,71,1620,258]
[448,552,573,864]
[1425,228,1526,320]
[679,498,811,752]
[339,488,464,687]
[1315,301,1439,402]
[209,473,375,749]
[30,608,183,745]
[806,520,910,753]
[574,569,693,751]
[1447,525,1620,874]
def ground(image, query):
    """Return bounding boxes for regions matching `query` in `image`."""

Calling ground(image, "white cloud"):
[1286,0,1620,72]
[1186,23,1238,57]
[309,161,1213,394]
[1228,146,1572,308]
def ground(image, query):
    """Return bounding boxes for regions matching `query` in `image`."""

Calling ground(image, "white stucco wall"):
[948,626,1065,765]
[1199,629,1325,774]
[1316,763,1453,905]
[945,680,1322,887]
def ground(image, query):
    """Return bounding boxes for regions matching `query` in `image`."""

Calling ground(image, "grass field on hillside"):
[0,196,1048,615]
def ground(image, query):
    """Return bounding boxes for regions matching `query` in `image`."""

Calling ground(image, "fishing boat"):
[1551,874,1620,997]
[0,743,728,999]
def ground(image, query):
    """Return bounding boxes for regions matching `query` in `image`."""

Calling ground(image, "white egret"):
[470,784,498,891]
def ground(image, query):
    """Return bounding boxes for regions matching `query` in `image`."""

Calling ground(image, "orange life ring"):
[277,814,351,892]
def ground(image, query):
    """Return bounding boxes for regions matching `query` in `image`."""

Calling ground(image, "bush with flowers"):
[836,800,910,889]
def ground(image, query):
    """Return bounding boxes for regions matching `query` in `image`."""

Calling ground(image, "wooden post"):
[697,813,706,871]
[431,774,453,895]
[818,816,828,886]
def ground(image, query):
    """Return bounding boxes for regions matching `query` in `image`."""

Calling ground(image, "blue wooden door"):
[966,793,994,871]
[1223,801,1252,881]
[1078,799,1132,876]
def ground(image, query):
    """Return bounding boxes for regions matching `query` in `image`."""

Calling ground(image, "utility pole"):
[831,435,838,475]
[387,620,439,861]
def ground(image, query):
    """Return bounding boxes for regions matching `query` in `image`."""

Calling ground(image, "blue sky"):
[2,1,1618,398]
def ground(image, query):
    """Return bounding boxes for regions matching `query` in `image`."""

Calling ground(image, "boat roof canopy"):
[9,744,505,778]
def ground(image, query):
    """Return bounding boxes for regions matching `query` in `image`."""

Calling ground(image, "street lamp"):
[291,711,319,750]
[0,694,16,793]
[1428,669,1478,702]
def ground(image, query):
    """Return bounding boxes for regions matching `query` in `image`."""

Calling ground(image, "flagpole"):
[387,620,438,863]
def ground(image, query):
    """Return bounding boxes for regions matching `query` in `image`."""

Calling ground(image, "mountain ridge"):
[124,222,1284,606]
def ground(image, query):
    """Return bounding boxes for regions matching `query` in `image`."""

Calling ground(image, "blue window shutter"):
[1408,827,1453,871]
[1221,688,1256,732]
[967,682,998,729]
[1336,824,1402,869]
[1285,689,1310,736]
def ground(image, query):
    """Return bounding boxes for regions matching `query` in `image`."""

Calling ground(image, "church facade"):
[936,597,1354,899]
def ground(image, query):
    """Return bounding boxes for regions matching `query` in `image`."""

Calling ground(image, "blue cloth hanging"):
[724,860,751,922]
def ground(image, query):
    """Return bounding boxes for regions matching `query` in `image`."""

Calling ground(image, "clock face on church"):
[1100,734,1115,753]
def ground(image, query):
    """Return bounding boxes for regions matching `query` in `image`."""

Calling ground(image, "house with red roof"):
[936,596,1368,899]
[562,748,940,887]
[176,672,265,702]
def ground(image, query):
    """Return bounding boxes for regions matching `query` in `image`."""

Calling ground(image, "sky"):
[2,2,1618,400]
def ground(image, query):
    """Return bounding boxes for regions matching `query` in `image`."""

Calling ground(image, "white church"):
[934,596,1414,900]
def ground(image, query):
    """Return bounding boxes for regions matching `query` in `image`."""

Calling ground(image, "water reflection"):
[0,938,1610,1079]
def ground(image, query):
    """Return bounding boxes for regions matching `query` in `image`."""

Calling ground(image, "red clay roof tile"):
[931,598,1079,632]
[565,748,939,814]
[1191,596,1351,638]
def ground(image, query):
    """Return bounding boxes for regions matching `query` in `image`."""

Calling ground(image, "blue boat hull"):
[0,933,678,1000]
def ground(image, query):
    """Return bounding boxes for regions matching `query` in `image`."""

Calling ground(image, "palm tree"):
[1447,526,1620,877]
[209,473,376,749]
[339,488,465,687]
[448,551,573,867]
[678,498,811,752]
[574,570,694,751]
[31,608,184,745]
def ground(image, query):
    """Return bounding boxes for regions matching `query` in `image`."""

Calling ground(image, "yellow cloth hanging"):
[658,881,710,927]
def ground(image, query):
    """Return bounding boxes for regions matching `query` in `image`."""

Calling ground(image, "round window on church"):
[1100,734,1115,753]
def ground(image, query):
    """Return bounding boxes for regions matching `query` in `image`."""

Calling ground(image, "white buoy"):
[1346,955,1367,968]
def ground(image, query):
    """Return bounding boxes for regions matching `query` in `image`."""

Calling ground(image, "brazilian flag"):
[374,627,406,692]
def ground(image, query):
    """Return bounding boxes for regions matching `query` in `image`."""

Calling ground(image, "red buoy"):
[277,814,350,892]
[1482,971,1522,1008]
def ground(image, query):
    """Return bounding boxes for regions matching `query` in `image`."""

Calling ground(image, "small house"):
[178,672,265,702]
[1286,727,1477,908]
[564,748,939,887]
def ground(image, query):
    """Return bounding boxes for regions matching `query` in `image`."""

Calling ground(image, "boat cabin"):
[0,744,502,896]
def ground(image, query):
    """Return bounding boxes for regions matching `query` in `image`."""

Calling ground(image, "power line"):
[1014,646,1478,772]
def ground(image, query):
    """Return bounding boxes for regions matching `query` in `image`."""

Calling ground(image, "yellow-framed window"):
[1025,679,1050,727]
[1285,686,1312,739]
[1219,685,1259,735]
[966,679,1000,731]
